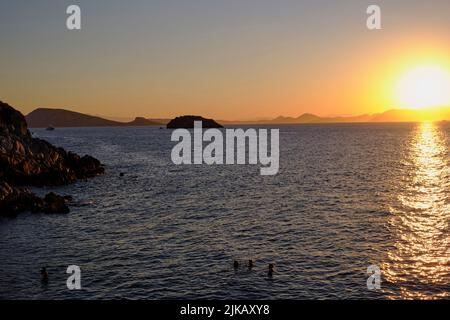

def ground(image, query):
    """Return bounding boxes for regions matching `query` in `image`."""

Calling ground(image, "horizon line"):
[23,104,450,123]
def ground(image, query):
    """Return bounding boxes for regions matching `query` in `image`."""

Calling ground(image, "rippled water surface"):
[0,123,449,299]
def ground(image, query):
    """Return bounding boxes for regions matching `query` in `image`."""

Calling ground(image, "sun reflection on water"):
[384,122,450,299]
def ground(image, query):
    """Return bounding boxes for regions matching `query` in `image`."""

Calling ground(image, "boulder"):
[42,192,70,214]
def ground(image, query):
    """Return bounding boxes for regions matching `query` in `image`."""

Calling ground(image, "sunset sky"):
[1,0,449,120]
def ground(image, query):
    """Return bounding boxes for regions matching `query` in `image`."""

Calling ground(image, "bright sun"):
[395,65,450,109]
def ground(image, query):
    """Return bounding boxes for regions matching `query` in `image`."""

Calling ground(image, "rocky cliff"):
[0,101,104,217]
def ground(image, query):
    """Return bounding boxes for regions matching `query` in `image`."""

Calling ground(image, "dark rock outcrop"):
[166,115,223,129]
[42,192,70,214]
[0,101,104,217]
[1,101,104,186]
[0,182,70,217]
[0,182,41,218]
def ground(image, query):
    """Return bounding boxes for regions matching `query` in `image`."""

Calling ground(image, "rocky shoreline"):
[0,101,104,217]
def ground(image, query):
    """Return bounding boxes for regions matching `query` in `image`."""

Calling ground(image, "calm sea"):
[0,123,449,299]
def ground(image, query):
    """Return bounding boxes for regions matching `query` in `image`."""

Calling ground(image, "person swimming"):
[40,267,49,284]
[268,264,274,277]
[248,259,254,270]
[233,260,239,270]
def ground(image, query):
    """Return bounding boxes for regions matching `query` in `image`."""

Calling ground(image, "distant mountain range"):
[25,106,450,128]
[222,107,450,124]
[26,108,162,128]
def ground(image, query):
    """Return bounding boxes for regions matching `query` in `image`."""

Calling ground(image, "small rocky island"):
[166,115,223,129]
[0,101,104,218]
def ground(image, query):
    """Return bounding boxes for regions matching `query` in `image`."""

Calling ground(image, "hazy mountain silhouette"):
[266,113,372,124]
[365,107,450,123]
[26,106,450,128]
[222,107,450,124]
[26,108,162,128]
[128,117,162,126]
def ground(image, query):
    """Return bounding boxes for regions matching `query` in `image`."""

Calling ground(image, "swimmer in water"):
[40,267,49,284]
[233,260,239,270]
[268,264,274,278]
[248,259,254,270]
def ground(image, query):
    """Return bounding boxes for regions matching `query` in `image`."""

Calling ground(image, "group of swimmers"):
[233,260,275,277]
[41,261,275,284]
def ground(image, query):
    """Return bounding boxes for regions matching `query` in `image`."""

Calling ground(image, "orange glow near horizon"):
[359,45,450,121]
[395,65,450,110]
[2,19,449,121]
